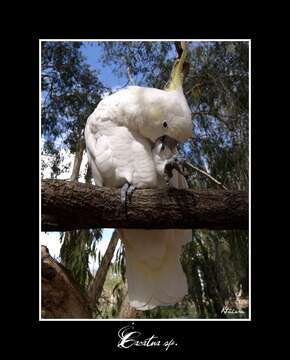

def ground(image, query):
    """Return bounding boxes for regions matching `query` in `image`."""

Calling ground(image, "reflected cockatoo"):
[85,45,193,310]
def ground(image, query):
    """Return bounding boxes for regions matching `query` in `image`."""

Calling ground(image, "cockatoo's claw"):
[127,184,136,203]
[120,183,135,209]
[121,183,129,206]
[164,154,189,181]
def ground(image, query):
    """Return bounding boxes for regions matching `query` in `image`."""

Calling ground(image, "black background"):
[7,15,275,354]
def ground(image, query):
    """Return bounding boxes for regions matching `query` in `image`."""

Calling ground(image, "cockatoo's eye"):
[163,121,168,128]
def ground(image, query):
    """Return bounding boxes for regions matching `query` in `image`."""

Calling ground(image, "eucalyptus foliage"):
[41,42,105,292]
[59,229,103,291]
[41,41,107,174]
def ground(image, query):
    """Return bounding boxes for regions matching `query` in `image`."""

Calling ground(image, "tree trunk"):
[42,179,248,231]
[41,246,92,319]
[89,230,119,307]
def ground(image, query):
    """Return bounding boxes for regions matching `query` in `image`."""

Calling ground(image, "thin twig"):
[184,161,228,190]
[127,67,135,85]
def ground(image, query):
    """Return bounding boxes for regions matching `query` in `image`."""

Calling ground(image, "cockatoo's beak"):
[156,135,178,151]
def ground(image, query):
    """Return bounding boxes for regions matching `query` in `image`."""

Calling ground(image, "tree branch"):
[41,179,248,232]
[127,66,135,85]
[41,245,92,318]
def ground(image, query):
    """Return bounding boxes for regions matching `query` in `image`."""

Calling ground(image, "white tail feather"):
[119,228,191,310]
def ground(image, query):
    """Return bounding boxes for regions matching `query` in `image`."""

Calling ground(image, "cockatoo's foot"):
[164,154,190,183]
[127,184,136,202]
[120,182,136,207]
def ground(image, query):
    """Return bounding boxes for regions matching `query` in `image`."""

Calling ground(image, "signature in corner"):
[221,305,245,314]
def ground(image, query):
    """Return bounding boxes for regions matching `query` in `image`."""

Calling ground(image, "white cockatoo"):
[85,45,193,310]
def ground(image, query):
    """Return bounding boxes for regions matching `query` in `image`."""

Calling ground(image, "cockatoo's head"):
[138,95,193,144]
[159,108,193,143]
[135,42,192,144]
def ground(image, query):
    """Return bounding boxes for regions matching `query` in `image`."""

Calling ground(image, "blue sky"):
[80,42,128,88]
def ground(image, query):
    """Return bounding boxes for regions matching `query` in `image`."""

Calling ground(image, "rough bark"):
[41,179,248,231]
[88,230,119,306]
[41,246,92,319]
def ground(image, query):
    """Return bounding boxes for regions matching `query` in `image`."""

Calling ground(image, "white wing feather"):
[85,120,158,189]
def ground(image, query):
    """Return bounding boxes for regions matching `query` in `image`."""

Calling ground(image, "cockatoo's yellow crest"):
[165,43,188,91]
